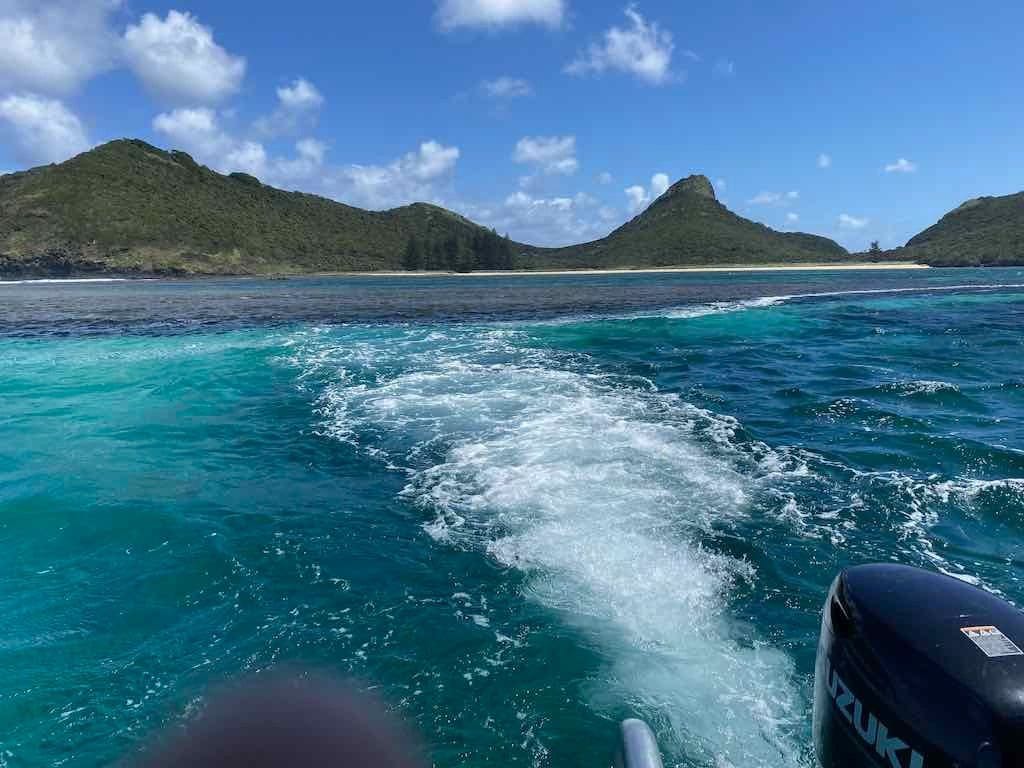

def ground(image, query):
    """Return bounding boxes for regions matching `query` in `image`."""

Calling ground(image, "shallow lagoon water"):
[2,268,1024,767]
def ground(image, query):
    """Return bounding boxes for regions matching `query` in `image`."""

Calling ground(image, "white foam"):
[783,283,1024,301]
[929,477,1024,505]
[291,319,1024,759]
[293,326,810,767]
[662,296,787,319]
[0,277,128,285]
[845,471,1024,592]
[653,283,1024,321]
[884,380,960,396]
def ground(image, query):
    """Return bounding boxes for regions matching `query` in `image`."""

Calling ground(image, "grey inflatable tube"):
[613,719,664,768]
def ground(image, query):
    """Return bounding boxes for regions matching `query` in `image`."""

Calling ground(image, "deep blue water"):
[2,269,1024,767]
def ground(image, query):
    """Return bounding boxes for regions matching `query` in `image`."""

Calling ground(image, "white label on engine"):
[960,626,1024,658]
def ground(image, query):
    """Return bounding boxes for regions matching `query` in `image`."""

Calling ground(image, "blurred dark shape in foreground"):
[133,673,425,768]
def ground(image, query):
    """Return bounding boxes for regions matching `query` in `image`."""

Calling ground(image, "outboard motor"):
[814,564,1024,768]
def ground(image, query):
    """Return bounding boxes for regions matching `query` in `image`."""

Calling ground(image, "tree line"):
[401,229,515,272]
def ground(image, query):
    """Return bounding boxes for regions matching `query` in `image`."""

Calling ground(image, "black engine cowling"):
[814,564,1024,768]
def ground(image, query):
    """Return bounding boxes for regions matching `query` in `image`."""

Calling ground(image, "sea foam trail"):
[0,277,128,286]
[651,283,1024,321]
[293,327,810,768]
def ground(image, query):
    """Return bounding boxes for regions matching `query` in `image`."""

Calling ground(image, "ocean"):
[2,268,1023,767]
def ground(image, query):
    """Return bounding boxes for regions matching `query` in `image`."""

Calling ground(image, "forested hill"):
[0,139,888,276]
[519,175,851,269]
[0,140,514,276]
[889,191,1024,266]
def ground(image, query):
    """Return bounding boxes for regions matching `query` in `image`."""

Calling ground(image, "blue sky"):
[0,0,1021,250]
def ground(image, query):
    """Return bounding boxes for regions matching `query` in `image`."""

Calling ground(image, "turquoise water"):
[2,269,1024,767]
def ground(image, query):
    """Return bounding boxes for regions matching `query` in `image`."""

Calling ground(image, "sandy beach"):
[314,262,929,278]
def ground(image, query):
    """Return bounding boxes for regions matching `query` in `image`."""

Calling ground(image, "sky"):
[0,0,1021,250]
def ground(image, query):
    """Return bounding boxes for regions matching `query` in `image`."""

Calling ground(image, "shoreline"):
[0,262,930,283]
[310,262,929,278]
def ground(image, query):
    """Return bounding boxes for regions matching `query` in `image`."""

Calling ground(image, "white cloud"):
[255,77,325,137]
[566,5,675,85]
[714,58,735,77]
[296,137,326,165]
[152,106,218,139]
[280,142,330,184]
[817,153,832,169]
[514,135,578,175]
[598,171,613,184]
[884,157,917,174]
[140,79,603,246]
[650,172,670,197]
[714,177,726,191]
[482,76,532,99]
[748,189,798,206]
[0,93,90,165]
[786,212,799,223]
[472,189,609,246]
[0,0,121,95]
[437,0,565,29]
[153,106,231,158]
[275,138,330,185]
[152,106,331,188]
[838,213,869,230]
[625,185,648,215]
[333,140,461,209]
[223,141,268,177]
[123,11,245,104]
[277,78,324,110]
[406,140,461,180]
[625,171,670,214]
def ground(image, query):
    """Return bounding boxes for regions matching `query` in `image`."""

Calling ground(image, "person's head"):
[134,673,424,768]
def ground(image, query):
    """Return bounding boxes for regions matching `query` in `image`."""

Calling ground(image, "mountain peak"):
[663,174,717,201]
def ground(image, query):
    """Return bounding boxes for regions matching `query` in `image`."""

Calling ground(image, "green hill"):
[0,139,854,276]
[0,140,501,276]
[519,175,850,268]
[896,191,1024,266]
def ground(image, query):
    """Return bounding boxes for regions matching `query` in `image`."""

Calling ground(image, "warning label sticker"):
[961,626,1024,658]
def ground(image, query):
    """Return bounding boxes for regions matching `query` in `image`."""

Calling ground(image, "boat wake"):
[286,301,1023,766]
[289,325,812,767]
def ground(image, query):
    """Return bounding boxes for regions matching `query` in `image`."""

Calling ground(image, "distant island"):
[0,139,1020,277]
